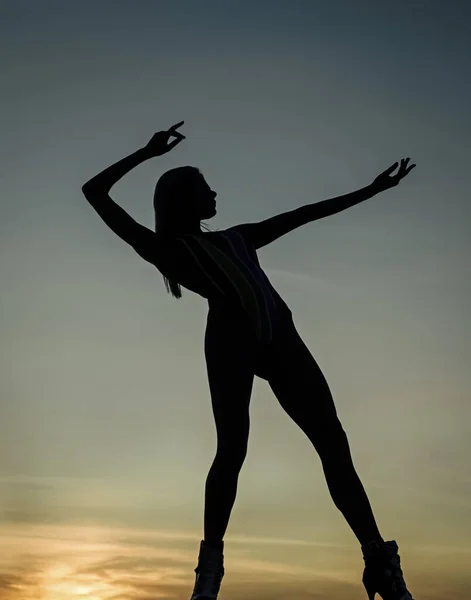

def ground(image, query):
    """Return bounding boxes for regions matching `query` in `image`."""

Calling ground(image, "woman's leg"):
[261,318,383,547]
[202,315,257,547]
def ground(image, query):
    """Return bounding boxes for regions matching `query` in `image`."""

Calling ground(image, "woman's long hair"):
[153,166,214,299]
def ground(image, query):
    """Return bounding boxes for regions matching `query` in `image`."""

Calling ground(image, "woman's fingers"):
[389,157,413,179]
[167,121,186,143]
[397,159,416,179]
[383,162,399,176]
[168,120,185,134]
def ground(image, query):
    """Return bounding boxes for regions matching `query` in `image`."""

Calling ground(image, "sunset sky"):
[1,1,470,599]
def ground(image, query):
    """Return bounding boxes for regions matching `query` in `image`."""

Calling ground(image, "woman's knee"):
[310,418,350,456]
[214,440,248,468]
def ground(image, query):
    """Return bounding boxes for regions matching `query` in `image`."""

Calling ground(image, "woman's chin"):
[204,207,217,218]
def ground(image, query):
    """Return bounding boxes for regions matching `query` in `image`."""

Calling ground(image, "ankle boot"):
[362,539,414,600]
[190,540,225,600]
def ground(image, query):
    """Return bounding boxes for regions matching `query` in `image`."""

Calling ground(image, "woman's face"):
[190,175,217,219]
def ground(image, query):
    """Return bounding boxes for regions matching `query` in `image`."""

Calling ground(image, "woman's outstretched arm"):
[82,147,152,195]
[232,158,416,250]
[81,122,186,263]
[82,148,158,262]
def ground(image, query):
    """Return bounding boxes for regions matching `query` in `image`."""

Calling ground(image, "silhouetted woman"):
[82,121,416,600]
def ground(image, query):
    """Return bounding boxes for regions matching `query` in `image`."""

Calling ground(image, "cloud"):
[0,522,469,600]
[266,268,327,287]
[0,522,352,600]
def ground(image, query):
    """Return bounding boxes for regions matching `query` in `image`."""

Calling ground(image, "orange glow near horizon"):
[0,521,470,600]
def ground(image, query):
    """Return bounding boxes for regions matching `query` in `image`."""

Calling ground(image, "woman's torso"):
[156,227,292,344]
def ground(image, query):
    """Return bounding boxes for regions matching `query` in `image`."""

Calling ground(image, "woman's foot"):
[361,539,414,600]
[190,540,225,600]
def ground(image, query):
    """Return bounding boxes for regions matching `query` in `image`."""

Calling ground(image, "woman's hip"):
[204,308,299,380]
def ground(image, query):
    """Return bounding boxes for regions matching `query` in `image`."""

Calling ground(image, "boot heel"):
[362,571,377,600]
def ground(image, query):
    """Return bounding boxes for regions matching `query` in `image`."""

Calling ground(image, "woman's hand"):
[372,157,416,192]
[143,121,186,157]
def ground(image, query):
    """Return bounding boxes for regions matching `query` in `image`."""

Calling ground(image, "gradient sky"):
[2,1,470,599]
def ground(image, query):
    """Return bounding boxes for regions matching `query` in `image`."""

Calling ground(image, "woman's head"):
[153,166,217,298]
[153,166,217,235]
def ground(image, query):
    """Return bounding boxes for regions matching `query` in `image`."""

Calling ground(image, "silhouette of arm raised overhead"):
[82,185,158,263]
[231,158,416,250]
[81,122,186,264]
[81,147,158,264]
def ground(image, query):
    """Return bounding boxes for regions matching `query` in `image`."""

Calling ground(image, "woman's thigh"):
[256,317,341,438]
[204,312,258,453]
